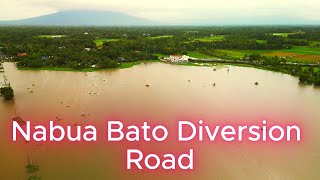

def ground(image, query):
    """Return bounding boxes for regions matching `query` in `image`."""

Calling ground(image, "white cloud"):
[1,0,320,22]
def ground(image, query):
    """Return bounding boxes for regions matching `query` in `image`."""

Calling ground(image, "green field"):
[38,35,65,38]
[310,41,320,47]
[272,32,305,38]
[256,40,267,44]
[187,51,213,58]
[284,46,320,55]
[94,38,119,46]
[212,46,320,63]
[149,35,173,39]
[193,35,225,42]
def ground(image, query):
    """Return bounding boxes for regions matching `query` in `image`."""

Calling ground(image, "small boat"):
[254,82,259,85]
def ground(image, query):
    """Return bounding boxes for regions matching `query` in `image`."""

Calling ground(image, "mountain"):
[0,10,157,26]
[1,10,318,26]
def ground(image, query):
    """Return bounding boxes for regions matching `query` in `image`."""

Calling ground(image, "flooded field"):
[1,62,320,180]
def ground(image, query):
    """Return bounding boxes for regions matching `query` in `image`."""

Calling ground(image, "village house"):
[17,53,27,57]
[167,55,190,63]
[0,52,7,60]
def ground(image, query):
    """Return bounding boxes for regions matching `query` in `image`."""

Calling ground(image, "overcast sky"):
[1,0,320,23]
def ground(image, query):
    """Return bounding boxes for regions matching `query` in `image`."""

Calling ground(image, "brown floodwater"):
[0,62,320,180]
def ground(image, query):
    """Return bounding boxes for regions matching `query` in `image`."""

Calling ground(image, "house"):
[0,52,7,60]
[17,53,27,57]
[117,57,128,62]
[168,55,189,63]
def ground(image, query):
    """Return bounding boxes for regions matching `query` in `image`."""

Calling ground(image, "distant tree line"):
[0,26,319,70]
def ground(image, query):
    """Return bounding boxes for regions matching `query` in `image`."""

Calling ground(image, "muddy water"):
[0,62,320,180]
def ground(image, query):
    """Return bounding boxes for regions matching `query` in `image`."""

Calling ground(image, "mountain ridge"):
[0,10,319,26]
[0,10,157,26]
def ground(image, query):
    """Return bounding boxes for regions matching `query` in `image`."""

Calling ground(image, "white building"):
[168,55,189,63]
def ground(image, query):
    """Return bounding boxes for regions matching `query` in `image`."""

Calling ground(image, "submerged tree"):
[26,156,41,180]
[0,86,14,100]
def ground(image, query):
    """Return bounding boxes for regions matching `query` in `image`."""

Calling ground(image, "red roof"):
[17,53,27,57]
[170,54,183,58]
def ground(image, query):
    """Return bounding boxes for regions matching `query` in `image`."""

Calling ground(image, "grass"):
[38,35,65,38]
[149,35,173,39]
[187,51,213,58]
[212,49,263,59]
[257,40,267,44]
[94,38,119,46]
[213,46,320,63]
[277,46,320,56]
[193,35,225,42]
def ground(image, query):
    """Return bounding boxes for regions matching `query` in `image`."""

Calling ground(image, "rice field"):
[213,46,320,63]
[94,38,119,46]
[193,35,225,42]
[187,51,213,58]
[149,35,173,39]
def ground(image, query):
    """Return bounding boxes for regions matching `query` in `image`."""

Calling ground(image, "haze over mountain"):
[0,10,319,26]
[0,10,156,26]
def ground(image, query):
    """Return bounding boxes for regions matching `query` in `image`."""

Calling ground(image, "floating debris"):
[66,105,70,108]
[145,84,150,87]
[255,82,259,85]
[213,83,216,86]
[32,84,35,86]
[213,68,216,71]
[188,80,190,82]
[55,117,62,121]
[12,116,26,126]
[29,91,34,93]
[81,114,86,117]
